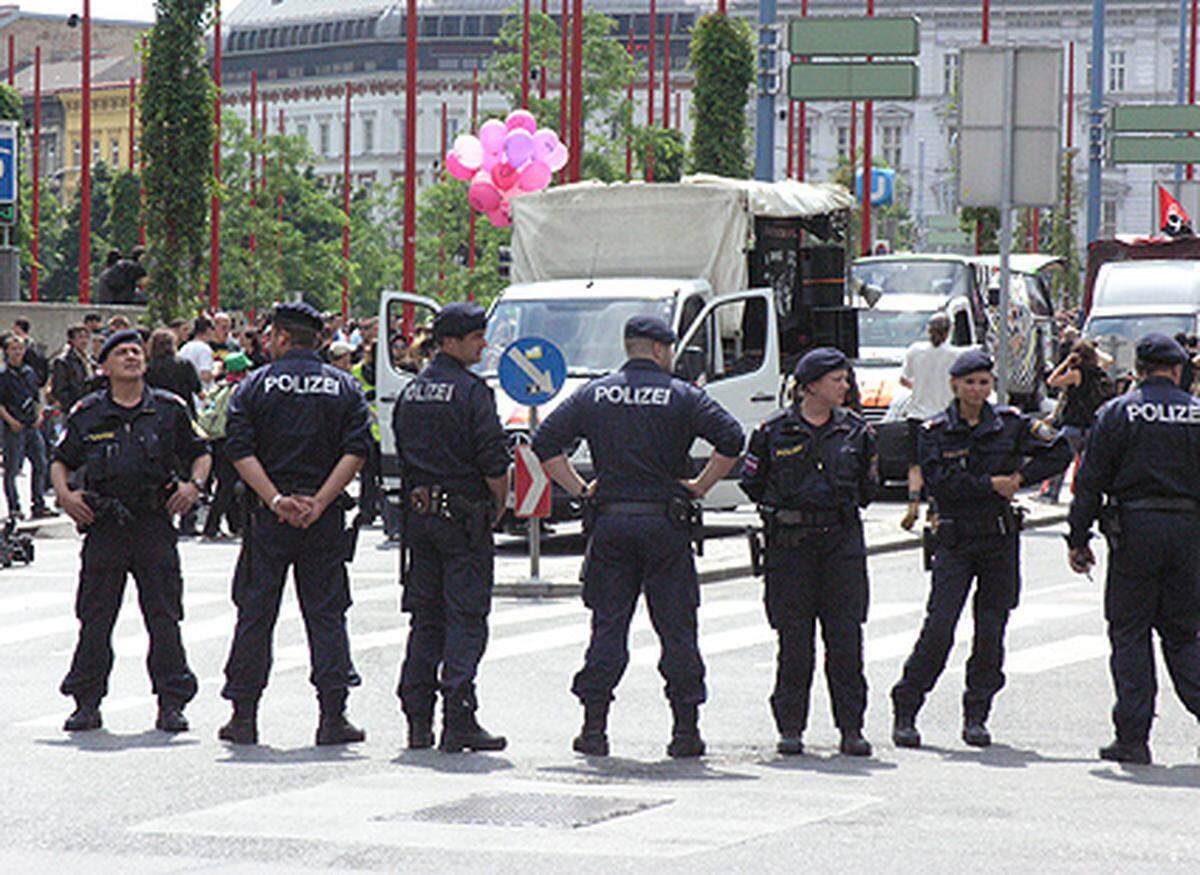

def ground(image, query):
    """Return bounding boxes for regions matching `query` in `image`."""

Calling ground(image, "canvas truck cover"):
[510,175,853,293]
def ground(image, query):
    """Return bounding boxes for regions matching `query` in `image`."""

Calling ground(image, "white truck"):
[376,175,855,519]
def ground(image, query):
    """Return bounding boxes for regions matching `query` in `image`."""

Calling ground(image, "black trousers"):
[221,506,360,705]
[891,532,1019,724]
[1105,511,1200,744]
[765,522,869,734]
[398,512,494,720]
[60,512,198,707]
[571,513,704,707]
[201,440,242,538]
[359,440,382,526]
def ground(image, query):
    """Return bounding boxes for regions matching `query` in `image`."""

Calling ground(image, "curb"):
[493,511,1069,599]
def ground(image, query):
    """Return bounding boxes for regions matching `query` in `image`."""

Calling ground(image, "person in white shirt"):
[178,316,216,391]
[898,313,959,530]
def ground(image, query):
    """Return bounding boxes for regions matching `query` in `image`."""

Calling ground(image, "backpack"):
[197,382,236,439]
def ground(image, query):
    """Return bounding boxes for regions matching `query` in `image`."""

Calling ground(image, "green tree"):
[105,170,142,255]
[635,127,686,183]
[414,178,510,308]
[141,0,214,323]
[1048,151,1083,308]
[40,184,108,302]
[688,12,754,178]
[0,83,19,121]
[18,176,65,299]
[961,207,998,254]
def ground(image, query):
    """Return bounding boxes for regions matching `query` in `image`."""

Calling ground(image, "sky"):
[20,0,252,24]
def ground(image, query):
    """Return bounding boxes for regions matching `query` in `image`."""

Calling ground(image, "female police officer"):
[740,347,877,757]
[890,349,1070,749]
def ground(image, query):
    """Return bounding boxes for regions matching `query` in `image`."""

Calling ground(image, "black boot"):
[962,721,992,748]
[776,734,804,755]
[155,701,189,733]
[218,700,258,745]
[315,691,365,746]
[439,708,507,753]
[839,730,873,757]
[63,701,102,732]
[666,703,705,759]
[406,714,435,750]
[572,702,610,757]
[1099,740,1152,765]
[892,711,921,749]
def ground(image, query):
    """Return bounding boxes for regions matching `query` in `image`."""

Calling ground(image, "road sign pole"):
[527,406,541,581]
[997,48,1015,405]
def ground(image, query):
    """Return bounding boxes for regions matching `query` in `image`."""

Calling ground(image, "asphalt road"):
[1,524,1198,873]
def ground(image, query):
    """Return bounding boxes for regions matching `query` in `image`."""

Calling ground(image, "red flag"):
[1158,184,1194,237]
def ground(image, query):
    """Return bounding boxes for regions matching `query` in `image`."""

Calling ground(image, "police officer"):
[219,302,372,746]
[1067,333,1200,765]
[532,315,744,758]
[891,349,1070,749]
[52,329,211,733]
[393,302,511,753]
[740,347,876,757]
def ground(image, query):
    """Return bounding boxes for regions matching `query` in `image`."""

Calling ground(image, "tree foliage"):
[688,13,754,178]
[0,83,20,122]
[415,178,510,309]
[141,0,214,323]
[635,127,686,183]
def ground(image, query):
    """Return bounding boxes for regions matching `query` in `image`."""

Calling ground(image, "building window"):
[1107,49,1126,92]
[483,15,503,36]
[464,16,480,36]
[836,125,849,160]
[422,16,438,37]
[363,117,375,154]
[319,122,330,155]
[73,139,81,167]
[942,51,959,95]
[92,140,100,163]
[1102,199,1117,237]
[297,122,308,145]
[881,124,902,166]
[111,139,120,167]
[443,16,461,37]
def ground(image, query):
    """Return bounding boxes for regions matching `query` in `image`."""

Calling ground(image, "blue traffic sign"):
[0,122,16,204]
[498,337,567,406]
[854,167,895,207]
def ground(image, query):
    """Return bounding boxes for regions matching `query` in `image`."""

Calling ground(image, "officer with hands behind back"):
[533,315,744,758]
[1066,333,1200,765]
[219,301,372,747]
[740,347,877,757]
[393,302,511,753]
[890,349,1070,750]
[53,329,211,734]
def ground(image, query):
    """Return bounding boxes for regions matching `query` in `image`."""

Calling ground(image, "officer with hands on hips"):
[890,349,1070,749]
[533,315,744,758]
[1066,332,1200,765]
[53,329,211,734]
[740,347,877,757]
[393,302,511,753]
[219,301,372,746]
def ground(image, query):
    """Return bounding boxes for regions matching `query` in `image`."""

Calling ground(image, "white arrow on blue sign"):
[0,121,17,204]
[498,337,567,407]
[854,167,895,207]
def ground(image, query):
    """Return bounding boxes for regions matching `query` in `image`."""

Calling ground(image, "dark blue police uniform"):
[56,330,209,728]
[220,303,372,736]
[891,349,1070,747]
[393,303,510,752]
[1068,333,1200,763]
[532,316,744,756]
[740,348,876,756]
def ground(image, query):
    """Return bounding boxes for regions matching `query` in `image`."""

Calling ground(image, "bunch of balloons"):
[445,109,570,228]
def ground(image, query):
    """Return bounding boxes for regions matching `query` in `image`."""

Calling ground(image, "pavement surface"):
[2,501,1199,873]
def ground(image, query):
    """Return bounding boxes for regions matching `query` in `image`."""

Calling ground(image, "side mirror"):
[674,346,705,381]
[862,283,884,308]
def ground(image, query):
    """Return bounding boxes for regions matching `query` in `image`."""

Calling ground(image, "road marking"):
[1006,634,1109,674]
[0,591,228,647]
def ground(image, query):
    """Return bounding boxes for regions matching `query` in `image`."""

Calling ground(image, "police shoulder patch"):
[69,390,105,417]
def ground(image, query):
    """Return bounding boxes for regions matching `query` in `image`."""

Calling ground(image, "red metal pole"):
[438,100,446,293]
[539,0,548,101]
[277,107,284,277]
[260,92,267,194]
[127,77,136,171]
[626,25,634,178]
[522,0,531,109]
[675,92,681,131]
[31,46,40,303]
[559,0,569,146]
[646,0,656,181]
[403,0,417,330]
[569,0,583,181]
[786,99,794,179]
[982,0,990,45]
[1189,0,1197,180]
[7,34,12,87]
[1066,41,1074,230]
[342,80,351,320]
[718,0,726,16]
[209,0,221,311]
[861,0,873,257]
[249,69,257,288]
[138,35,146,246]
[849,100,857,180]
[797,0,807,181]
[80,0,91,303]
[469,66,478,296]
[662,16,670,130]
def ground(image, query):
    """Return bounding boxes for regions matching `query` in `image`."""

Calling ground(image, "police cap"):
[624,315,676,345]
[793,346,848,386]
[950,348,994,378]
[272,300,324,333]
[433,302,487,341]
[97,328,143,364]
[1135,332,1189,367]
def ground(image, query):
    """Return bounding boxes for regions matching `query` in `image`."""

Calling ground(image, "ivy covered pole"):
[31,45,40,303]
[342,80,351,320]
[689,12,754,177]
[210,0,221,311]
[80,0,92,303]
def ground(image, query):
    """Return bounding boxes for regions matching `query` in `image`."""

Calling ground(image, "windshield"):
[851,261,968,298]
[478,297,674,376]
[857,309,931,351]
[1084,314,1196,342]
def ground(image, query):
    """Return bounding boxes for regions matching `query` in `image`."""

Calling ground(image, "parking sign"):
[0,121,16,206]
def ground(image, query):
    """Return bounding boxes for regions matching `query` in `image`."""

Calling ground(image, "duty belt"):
[408,485,457,519]
[938,511,1019,540]
[768,507,847,528]
[596,501,671,516]
[1117,497,1200,513]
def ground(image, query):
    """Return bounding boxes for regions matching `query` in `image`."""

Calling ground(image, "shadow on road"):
[760,753,899,777]
[931,742,1094,769]
[35,730,200,753]
[1090,764,1200,788]
[390,749,515,774]
[538,756,757,783]
[214,743,369,765]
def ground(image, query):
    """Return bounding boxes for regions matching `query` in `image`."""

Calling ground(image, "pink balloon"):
[491,162,520,192]
[481,151,500,172]
[533,128,560,162]
[453,134,483,169]
[518,160,551,192]
[546,143,569,172]
[505,109,537,134]
[479,119,506,153]
[467,179,502,213]
[445,152,474,182]
[486,207,512,228]
[504,129,535,167]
